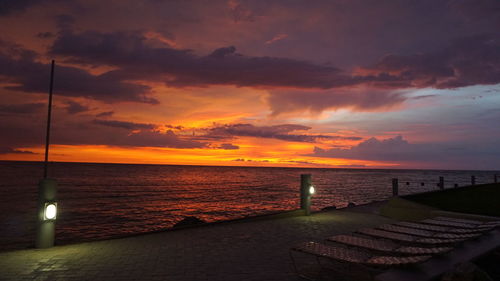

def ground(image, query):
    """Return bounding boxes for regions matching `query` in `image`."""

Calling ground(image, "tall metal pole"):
[43,60,55,179]
[36,60,57,248]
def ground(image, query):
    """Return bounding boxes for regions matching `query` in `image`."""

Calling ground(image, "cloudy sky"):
[1,0,499,169]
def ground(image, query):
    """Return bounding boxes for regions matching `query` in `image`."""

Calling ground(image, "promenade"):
[0,203,393,281]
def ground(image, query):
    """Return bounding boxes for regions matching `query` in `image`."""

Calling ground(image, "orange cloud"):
[1,138,393,168]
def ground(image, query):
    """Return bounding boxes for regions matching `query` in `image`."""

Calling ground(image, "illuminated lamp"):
[44,202,57,220]
[36,178,58,248]
[300,174,314,216]
[309,185,315,195]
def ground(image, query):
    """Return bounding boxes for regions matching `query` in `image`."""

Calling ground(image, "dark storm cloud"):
[0,102,44,114]
[95,111,114,118]
[310,135,500,169]
[54,14,75,30]
[0,0,42,15]
[218,143,239,150]
[50,30,359,89]
[209,46,237,58]
[35,17,500,119]
[64,100,89,114]
[0,147,36,154]
[367,34,500,89]
[4,2,500,118]
[0,40,156,104]
[36,31,54,39]
[267,34,500,115]
[108,130,207,149]
[267,89,407,115]
[165,124,184,130]
[0,0,81,17]
[48,29,500,116]
[312,135,425,161]
[0,113,207,149]
[449,0,500,28]
[92,119,156,130]
[205,123,361,143]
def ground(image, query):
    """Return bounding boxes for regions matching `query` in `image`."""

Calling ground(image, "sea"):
[0,161,498,251]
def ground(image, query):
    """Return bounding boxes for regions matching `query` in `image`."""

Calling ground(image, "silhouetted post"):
[300,174,314,216]
[471,175,476,185]
[36,60,58,248]
[454,183,458,188]
[43,60,55,179]
[494,174,498,183]
[392,178,398,196]
[439,176,444,190]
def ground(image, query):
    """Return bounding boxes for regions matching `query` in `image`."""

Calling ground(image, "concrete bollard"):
[36,178,58,248]
[300,174,314,216]
[392,178,398,196]
[471,175,476,185]
[439,176,444,190]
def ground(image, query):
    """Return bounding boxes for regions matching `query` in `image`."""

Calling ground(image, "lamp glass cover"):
[44,203,57,220]
[309,186,315,195]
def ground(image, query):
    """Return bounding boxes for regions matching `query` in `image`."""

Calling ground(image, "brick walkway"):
[0,204,393,281]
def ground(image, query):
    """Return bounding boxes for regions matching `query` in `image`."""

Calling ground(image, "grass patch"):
[404,183,500,217]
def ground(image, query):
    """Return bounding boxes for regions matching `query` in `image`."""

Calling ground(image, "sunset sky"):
[1,0,499,170]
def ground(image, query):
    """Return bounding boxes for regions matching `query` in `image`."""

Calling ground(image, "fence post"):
[392,178,399,196]
[439,176,444,190]
[471,175,476,185]
[300,174,313,216]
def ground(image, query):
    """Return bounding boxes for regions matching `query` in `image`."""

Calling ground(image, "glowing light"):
[309,185,315,195]
[44,203,57,220]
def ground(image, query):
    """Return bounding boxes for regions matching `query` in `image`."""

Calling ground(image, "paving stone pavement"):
[0,204,393,281]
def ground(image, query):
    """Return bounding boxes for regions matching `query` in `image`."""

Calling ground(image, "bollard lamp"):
[300,174,313,216]
[36,178,57,248]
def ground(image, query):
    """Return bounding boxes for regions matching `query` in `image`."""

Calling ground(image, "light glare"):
[44,203,57,220]
[309,185,315,195]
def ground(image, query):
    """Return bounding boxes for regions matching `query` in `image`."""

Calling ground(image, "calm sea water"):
[0,161,497,251]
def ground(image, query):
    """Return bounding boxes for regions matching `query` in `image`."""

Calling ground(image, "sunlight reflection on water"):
[0,161,497,250]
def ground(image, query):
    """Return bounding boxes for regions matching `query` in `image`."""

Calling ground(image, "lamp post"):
[36,179,57,248]
[392,178,398,196]
[300,174,315,216]
[36,60,57,248]
[439,176,444,190]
